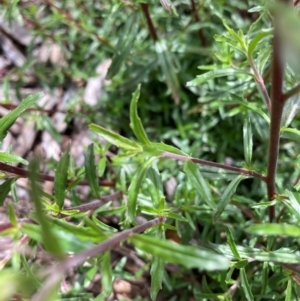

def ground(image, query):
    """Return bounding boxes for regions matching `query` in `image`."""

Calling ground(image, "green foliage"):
[0,0,300,300]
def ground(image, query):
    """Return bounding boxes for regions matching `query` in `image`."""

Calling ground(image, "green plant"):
[0,0,300,300]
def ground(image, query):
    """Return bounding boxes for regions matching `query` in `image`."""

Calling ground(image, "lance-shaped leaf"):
[184,160,215,210]
[240,268,254,301]
[107,13,137,79]
[130,84,151,145]
[29,159,64,257]
[155,40,180,104]
[0,92,43,141]
[247,28,273,58]
[282,190,300,223]
[186,68,252,87]
[0,178,16,206]
[130,234,229,270]
[246,223,300,237]
[128,157,157,222]
[150,255,164,300]
[146,165,164,206]
[214,175,245,220]
[243,116,253,166]
[54,145,70,209]
[84,144,100,198]
[90,124,142,152]
[0,152,28,165]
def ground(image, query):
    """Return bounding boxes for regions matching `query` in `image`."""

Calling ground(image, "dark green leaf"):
[184,160,215,209]
[150,255,164,300]
[84,144,100,198]
[29,159,64,257]
[0,178,16,206]
[130,234,229,270]
[130,84,151,145]
[226,228,241,261]
[155,40,181,104]
[107,13,137,79]
[0,93,43,141]
[214,175,245,221]
[240,268,254,301]
[54,144,70,209]
[128,157,157,222]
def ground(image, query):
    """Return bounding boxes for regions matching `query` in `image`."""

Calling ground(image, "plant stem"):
[140,3,158,42]
[160,152,267,182]
[266,9,287,222]
[190,0,206,46]
[249,59,272,113]
[283,83,300,101]
[0,162,115,187]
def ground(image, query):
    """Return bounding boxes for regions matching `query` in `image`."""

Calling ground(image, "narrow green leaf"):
[193,239,300,263]
[150,255,164,300]
[247,28,273,58]
[222,19,247,51]
[131,234,230,270]
[90,124,142,152]
[155,40,181,104]
[29,159,64,257]
[0,151,28,165]
[0,93,43,141]
[91,216,117,233]
[285,279,292,301]
[107,13,137,79]
[246,223,300,237]
[130,84,151,145]
[98,157,106,177]
[283,190,300,222]
[54,145,70,209]
[184,160,215,209]
[146,165,164,206]
[198,165,241,180]
[243,117,253,166]
[226,228,241,261]
[166,211,188,222]
[101,251,113,296]
[230,93,270,123]
[281,127,300,142]
[186,68,252,87]
[0,178,16,206]
[41,115,62,143]
[84,144,100,198]
[148,142,189,156]
[7,202,17,227]
[128,157,157,222]
[261,262,268,295]
[214,175,245,220]
[240,268,254,301]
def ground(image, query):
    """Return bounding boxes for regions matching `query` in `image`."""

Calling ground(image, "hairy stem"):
[283,83,300,101]
[160,152,267,182]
